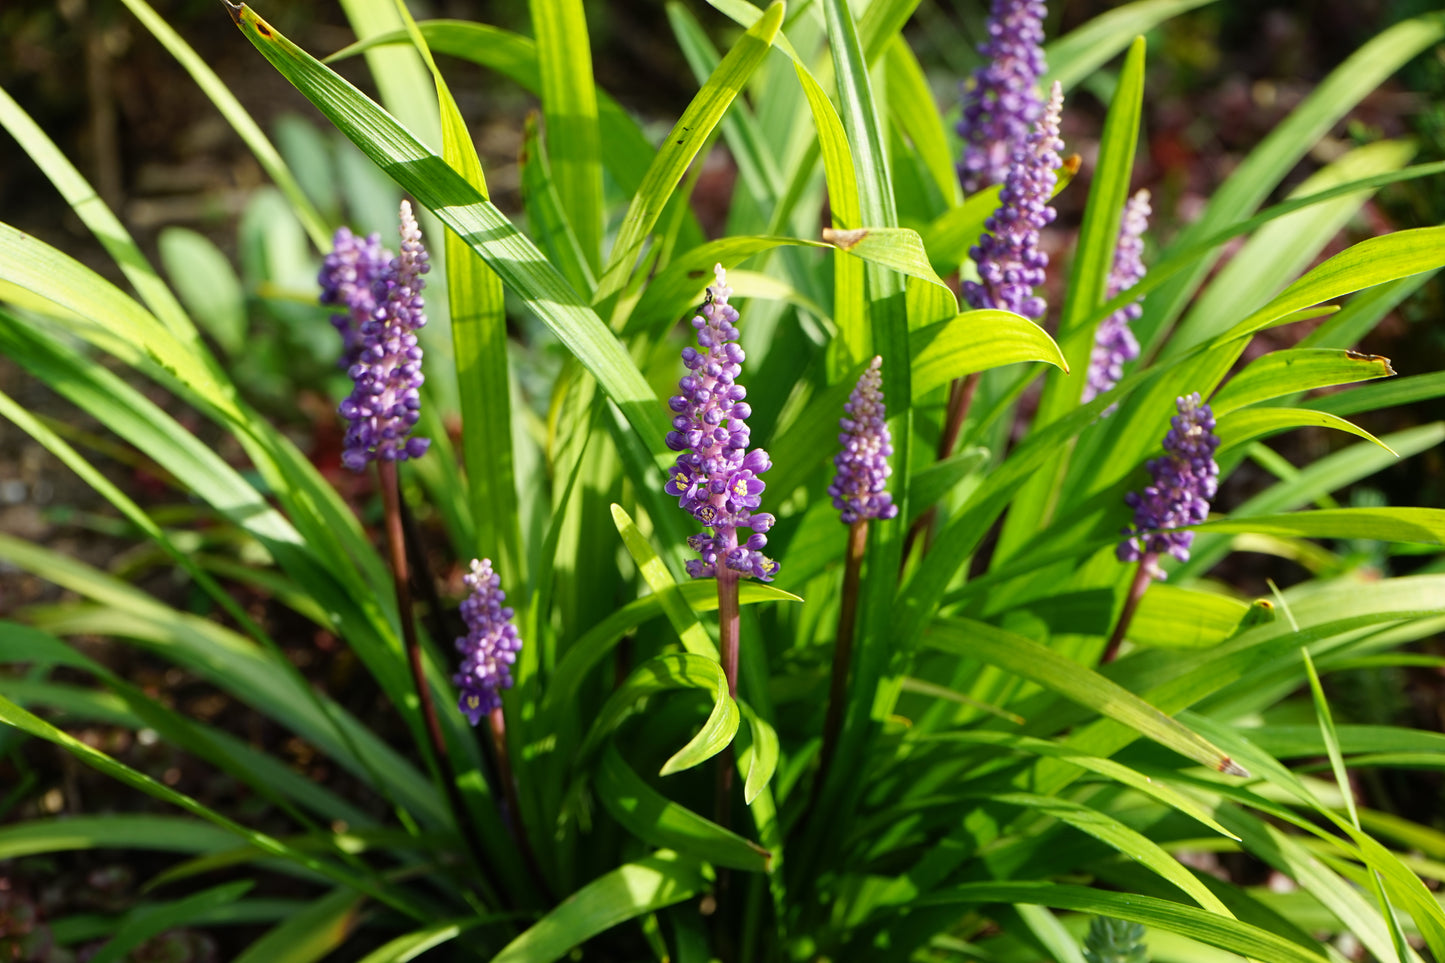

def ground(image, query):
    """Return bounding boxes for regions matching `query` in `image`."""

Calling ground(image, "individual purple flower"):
[319,226,389,369]
[453,558,523,725]
[956,0,1048,196]
[829,356,899,525]
[1083,189,1153,404]
[334,200,431,471]
[1117,393,1219,581]
[665,265,779,582]
[962,81,1063,321]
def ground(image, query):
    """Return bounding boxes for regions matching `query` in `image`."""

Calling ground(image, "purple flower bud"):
[1117,393,1220,581]
[963,81,1063,322]
[1083,189,1152,405]
[828,356,899,524]
[956,0,1048,196]
[453,558,523,725]
[328,200,432,471]
[665,265,778,582]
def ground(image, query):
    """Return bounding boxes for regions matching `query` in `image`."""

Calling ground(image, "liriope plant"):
[0,0,1444,960]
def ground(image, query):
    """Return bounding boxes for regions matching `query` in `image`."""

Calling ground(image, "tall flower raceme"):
[454,558,523,725]
[1082,189,1153,404]
[815,357,896,800]
[829,357,898,525]
[451,557,548,896]
[665,264,779,583]
[1102,393,1220,665]
[962,81,1064,322]
[956,0,1048,196]
[327,200,431,472]
[1117,392,1220,581]
[664,264,775,845]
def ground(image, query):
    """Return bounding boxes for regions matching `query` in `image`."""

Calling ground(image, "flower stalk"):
[377,461,492,890]
[663,265,777,837]
[1108,393,1220,662]
[817,358,896,791]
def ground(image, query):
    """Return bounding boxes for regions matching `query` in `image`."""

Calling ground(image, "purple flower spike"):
[957,0,1048,196]
[665,265,779,582]
[454,558,523,725]
[335,200,432,472]
[319,227,389,369]
[962,81,1063,322]
[1083,189,1153,404]
[1117,393,1220,581]
[829,357,899,525]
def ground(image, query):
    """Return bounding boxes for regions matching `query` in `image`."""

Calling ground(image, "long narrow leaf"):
[226,3,671,460]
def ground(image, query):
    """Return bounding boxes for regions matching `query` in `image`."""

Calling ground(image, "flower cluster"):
[956,0,1048,196]
[664,265,778,582]
[962,81,1063,321]
[1082,189,1152,404]
[1117,393,1220,580]
[320,200,431,472]
[319,226,388,369]
[454,558,523,725]
[829,357,898,525]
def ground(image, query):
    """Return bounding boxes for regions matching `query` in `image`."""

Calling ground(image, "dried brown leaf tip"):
[1345,349,1396,375]
[823,227,869,251]
[1217,756,1250,777]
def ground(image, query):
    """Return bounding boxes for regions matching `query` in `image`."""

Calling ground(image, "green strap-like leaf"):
[576,653,739,776]
[0,692,426,919]
[334,21,661,201]
[597,744,771,872]
[89,882,256,963]
[531,0,604,270]
[610,504,719,659]
[916,882,1331,963]
[355,921,476,963]
[1130,584,1251,650]
[521,113,597,296]
[393,0,523,589]
[1216,407,1393,455]
[994,36,1143,565]
[489,851,710,963]
[0,85,195,340]
[925,617,1246,776]
[738,700,780,805]
[884,37,960,212]
[1194,507,1445,545]
[1044,0,1218,90]
[823,226,956,314]
[227,3,670,461]
[231,887,365,963]
[910,310,1068,397]
[1173,138,1415,353]
[594,2,784,301]
[1211,348,1395,415]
